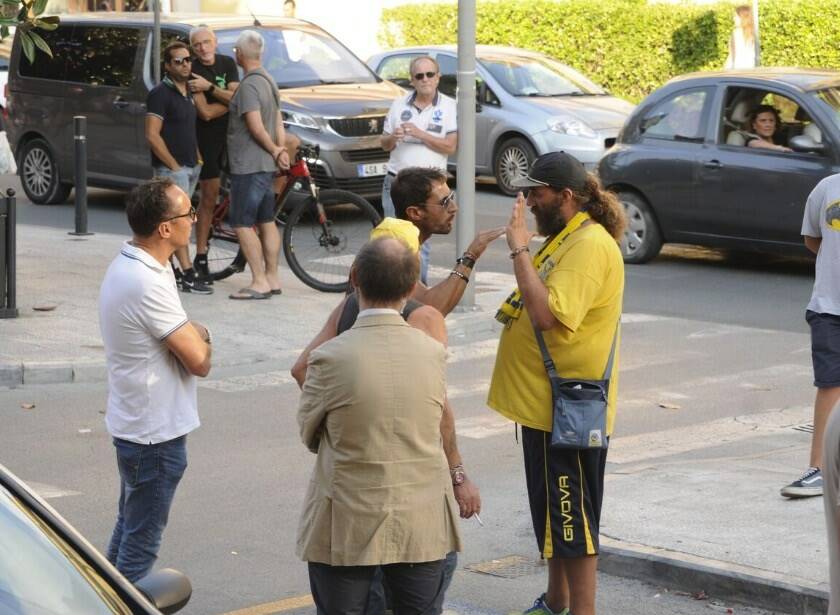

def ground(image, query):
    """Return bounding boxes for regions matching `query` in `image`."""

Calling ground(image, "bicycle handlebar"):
[296,143,320,162]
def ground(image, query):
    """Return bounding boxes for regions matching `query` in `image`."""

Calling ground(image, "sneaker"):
[780,466,823,498]
[179,269,214,295]
[508,594,569,615]
[193,253,213,285]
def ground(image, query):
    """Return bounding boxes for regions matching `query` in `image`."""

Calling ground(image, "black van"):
[7,14,402,204]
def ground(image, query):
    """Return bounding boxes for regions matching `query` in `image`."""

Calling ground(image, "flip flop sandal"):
[270,288,283,295]
[229,288,271,300]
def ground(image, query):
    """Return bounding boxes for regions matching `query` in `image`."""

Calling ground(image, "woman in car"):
[746,105,793,152]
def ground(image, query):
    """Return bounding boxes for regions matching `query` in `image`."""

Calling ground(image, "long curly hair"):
[572,175,626,240]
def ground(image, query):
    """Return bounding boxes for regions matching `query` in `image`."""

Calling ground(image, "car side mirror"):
[640,112,667,133]
[789,134,826,154]
[134,568,192,614]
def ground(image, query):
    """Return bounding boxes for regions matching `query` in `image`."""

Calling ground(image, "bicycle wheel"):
[204,174,246,281]
[283,189,381,293]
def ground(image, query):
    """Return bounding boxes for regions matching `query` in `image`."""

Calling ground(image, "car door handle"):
[113,97,130,109]
[703,160,723,169]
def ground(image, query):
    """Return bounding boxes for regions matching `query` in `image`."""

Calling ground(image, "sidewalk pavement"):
[0,223,496,386]
[1,223,831,614]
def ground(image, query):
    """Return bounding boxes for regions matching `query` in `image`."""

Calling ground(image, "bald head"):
[352,237,419,304]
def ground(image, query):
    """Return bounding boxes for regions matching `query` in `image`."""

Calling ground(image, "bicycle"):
[202,143,382,293]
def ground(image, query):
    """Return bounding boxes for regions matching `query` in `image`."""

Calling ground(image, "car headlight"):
[546,116,597,138]
[283,111,321,131]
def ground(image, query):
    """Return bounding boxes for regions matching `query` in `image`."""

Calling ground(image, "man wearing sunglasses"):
[382,56,458,284]
[146,41,212,294]
[99,178,212,583]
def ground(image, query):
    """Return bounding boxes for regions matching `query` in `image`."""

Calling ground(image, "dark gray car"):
[6,14,402,204]
[598,68,840,263]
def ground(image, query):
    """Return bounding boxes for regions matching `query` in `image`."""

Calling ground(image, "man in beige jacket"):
[297,237,461,614]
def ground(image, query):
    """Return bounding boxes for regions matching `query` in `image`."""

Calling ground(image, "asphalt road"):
[12,178,815,336]
[2,178,808,614]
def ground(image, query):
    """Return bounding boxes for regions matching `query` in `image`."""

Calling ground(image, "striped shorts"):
[522,426,608,559]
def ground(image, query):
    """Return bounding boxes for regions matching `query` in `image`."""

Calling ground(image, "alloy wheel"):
[621,199,647,258]
[498,146,530,190]
[22,146,52,199]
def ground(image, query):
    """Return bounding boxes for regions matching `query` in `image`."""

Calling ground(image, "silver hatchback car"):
[367,45,635,195]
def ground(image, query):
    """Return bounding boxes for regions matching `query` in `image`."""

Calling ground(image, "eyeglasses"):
[161,206,197,223]
[413,71,437,81]
[420,191,456,210]
[170,57,192,66]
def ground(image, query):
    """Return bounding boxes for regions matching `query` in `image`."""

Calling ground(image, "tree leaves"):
[19,27,34,63]
[4,0,61,63]
[380,0,840,104]
[28,29,51,57]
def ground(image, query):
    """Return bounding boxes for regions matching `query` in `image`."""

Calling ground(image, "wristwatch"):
[457,253,476,269]
[450,464,466,486]
[207,83,216,94]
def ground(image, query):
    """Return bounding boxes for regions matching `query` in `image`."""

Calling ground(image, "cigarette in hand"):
[474,513,484,527]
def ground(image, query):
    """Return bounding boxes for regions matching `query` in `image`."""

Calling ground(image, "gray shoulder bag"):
[534,322,619,450]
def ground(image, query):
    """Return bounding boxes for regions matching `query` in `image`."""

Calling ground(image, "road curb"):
[599,537,829,614]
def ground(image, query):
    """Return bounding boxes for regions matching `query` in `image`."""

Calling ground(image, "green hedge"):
[379,0,840,103]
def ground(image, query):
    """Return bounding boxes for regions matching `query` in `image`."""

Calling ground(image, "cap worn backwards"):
[510,151,588,192]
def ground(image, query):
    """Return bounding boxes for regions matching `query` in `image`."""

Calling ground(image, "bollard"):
[69,115,93,237]
[0,188,18,318]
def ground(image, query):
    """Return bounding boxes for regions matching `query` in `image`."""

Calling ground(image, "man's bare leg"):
[545,555,597,615]
[196,177,220,255]
[258,221,282,292]
[234,227,270,294]
[173,246,191,271]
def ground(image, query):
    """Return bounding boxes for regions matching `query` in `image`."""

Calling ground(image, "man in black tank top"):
[337,292,423,334]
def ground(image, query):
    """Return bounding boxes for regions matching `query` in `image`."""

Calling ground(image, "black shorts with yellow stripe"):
[522,426,608,559]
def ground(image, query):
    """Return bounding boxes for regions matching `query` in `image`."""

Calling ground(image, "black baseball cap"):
[510,151,587,191]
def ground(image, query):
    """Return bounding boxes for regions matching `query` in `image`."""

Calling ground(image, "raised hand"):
[506,191,534,251]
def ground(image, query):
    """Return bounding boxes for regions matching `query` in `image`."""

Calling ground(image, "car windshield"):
[810,86,840,131]
[0,483,132,614]
[480,52,606,97]
[216,25,378,89]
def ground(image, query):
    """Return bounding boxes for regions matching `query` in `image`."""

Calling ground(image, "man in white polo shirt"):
[99,178,212,582]
[381,55,457,283]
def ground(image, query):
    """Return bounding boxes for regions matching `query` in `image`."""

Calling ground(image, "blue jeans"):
[154,165,201,199]
[381,174,431,285]
[107,436,188,582]
[381,173,396,218]
[366,551,457,614]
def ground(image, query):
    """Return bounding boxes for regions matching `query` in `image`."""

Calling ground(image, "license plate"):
[357,162,388,177]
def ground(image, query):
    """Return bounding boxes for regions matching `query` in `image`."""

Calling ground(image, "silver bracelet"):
[449,269,469,284]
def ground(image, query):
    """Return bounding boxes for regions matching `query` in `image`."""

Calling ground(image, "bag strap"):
[534,319,620,382]
[240,70,281,109]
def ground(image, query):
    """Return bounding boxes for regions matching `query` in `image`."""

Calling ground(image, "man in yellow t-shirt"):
[487,152,625,615]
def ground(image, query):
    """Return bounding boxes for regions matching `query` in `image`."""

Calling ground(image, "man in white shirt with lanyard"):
[381,56,457,283]
[99,178,212,582]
